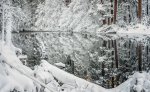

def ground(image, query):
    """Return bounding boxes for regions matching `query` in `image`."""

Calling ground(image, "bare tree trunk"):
[111,40,114,48]
[101,0,106,25]
[147,0,149,15]
[103,40,107,47]
[147,45,149,63]
[138,0,142,22]
[108,40,111,49]
[138,44,142,72]
[108,18,111,25]
[114,0,118,24]
[111,77,114,88]
[114,40,119,68]
[102,62,105,76]
[103,19,106,25]
[71,60,74,74]
[111,0,113,23]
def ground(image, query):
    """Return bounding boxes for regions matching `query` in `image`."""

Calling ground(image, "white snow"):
[112,72,150,92]
[117,24,150,34]
[18,55,27,59]
[55,62,65,68]
[98,24,150,35]
[39,60,108,92]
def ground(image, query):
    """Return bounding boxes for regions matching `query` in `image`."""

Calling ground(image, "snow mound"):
[0,42,36,92]
[113,72,150,92]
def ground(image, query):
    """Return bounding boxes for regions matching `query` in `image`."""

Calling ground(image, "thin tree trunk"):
[71,60,74,74]
[114,40,119,68]
[103,19,106,25]
[111,77,114,88]
[114,0,118,24]
[147,0,149,15]
[108,40,111,49]
[103,40,107,47]
[111,0,113,23]
[128,5,131,23]
[111,40,114,48]
[108,18,111,25]
[102,62,105,76]
[138,44,142,72]
[138,0,142,22]
[147,45,149,64]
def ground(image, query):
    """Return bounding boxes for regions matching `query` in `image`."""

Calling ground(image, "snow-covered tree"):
[0,0,28,46]
[35,0,65,31]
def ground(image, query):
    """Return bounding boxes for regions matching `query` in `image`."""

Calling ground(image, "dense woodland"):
[0,0,150,92]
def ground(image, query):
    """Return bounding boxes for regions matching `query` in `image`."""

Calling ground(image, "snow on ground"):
[98,24,150,34]
[97,23,150,41]
[117,24,149,34]
[39,60,108,92]
[111,72,150,92]
[0,42,36,92]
